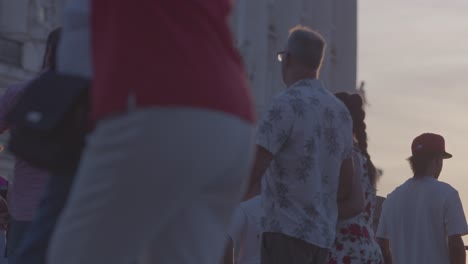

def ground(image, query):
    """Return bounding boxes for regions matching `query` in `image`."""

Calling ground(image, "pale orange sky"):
[359,0,468,208]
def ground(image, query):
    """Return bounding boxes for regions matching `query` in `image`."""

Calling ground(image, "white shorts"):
[48,107,255,264]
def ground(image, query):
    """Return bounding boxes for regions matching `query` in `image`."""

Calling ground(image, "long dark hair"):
[335,92,378,187]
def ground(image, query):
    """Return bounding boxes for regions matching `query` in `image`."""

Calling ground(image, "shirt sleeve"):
[256,96,295,155]
[376,198,390,239]
[444,190,468,236]
[228,205,246,243]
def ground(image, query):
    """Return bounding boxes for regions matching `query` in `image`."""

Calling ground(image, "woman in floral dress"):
[328,93,384,264]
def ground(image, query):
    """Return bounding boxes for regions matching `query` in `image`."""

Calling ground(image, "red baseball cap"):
[411,133,452,159]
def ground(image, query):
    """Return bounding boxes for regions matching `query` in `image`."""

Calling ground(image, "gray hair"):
[286,25,326,70]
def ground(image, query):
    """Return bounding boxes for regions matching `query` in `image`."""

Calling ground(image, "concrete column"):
[300,0,334,90]
[0,0,65,180]
[330,0,357,93]
[0,0,30,40]
[231,0,270,117]
[231,0,358,113]
[22,41,46,71]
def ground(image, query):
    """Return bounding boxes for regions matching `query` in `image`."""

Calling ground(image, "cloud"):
[359,0,468,199]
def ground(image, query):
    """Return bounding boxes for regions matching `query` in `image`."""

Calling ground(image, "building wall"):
[0,0,63,180]
[231,0,357,116]
[0,0,357,180]
[0,0,63,75]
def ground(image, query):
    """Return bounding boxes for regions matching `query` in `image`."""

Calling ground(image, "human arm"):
[244,146,272,200]
[337,155,364,219]
[244,97,294,200]
[377,238,392,264]
[448,235,465,264]
[221,239,234,264]
[337,116,363,218]
[444,191,468,264]
[376,198,392,263]
[337,157,354,202]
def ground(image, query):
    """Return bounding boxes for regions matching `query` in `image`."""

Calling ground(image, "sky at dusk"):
[358,0,468,209]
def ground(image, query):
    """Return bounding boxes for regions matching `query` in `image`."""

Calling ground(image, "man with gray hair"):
[244,25,360,263]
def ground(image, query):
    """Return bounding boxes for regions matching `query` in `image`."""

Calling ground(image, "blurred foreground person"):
[47,0,255,263]
[377,133,467,264]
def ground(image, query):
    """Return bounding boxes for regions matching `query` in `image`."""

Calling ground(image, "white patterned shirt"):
[257,79,353,248]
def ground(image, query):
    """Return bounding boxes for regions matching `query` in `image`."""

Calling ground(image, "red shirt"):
[91,0,255,124]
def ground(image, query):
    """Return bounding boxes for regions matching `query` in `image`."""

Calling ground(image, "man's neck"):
[286,71,318,87]
[413,174,435,179]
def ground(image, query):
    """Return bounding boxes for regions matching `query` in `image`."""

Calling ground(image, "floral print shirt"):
[257,79,353,248]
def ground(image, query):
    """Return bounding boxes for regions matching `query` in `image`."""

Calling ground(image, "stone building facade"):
[0,0,63,179]
[0,0,357,180]
[231,0,357,115]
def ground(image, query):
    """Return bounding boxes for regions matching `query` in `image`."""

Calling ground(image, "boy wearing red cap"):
[377,133,468,264]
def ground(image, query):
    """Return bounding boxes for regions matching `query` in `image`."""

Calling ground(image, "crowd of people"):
[0,1,467,264]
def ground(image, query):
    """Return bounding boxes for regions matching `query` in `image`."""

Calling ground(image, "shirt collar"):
[289,78,323,89]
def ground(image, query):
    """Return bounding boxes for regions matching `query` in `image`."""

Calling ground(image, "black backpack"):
[7,71,90,173]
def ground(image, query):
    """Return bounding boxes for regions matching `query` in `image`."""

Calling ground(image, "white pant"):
[47,108,254,264]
